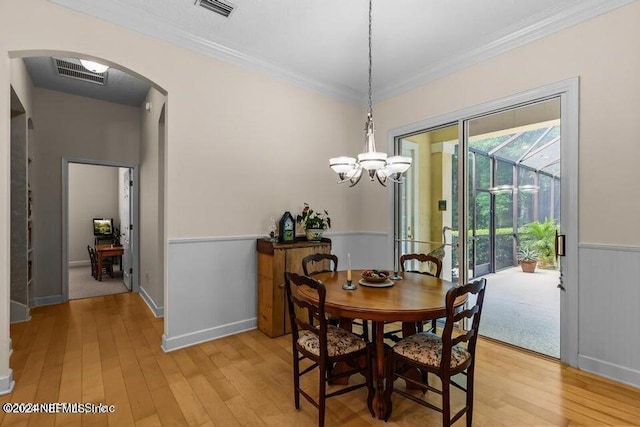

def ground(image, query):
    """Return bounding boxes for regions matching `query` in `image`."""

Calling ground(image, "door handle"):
[555,231,566,259]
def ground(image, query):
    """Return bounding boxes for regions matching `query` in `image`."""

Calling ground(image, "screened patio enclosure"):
[454,118,561,278]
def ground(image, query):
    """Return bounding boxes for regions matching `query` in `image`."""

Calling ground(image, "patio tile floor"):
[478,266,560,358]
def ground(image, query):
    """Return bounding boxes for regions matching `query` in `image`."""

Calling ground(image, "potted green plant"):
[296,203,331,241]
[520,219,558,269]
[517,243,539,273]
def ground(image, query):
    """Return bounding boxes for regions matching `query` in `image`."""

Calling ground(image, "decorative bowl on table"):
[361,269,391,283]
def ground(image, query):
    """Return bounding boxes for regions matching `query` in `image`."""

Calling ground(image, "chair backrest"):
[440,278,487,373]
[302,253,338,276]
[284,272,328,351]
[400,253,443,277]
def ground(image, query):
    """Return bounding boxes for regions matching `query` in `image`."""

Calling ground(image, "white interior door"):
[119,168,132,290]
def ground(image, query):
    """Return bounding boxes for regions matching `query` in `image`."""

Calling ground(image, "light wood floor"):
[3,293,640,426]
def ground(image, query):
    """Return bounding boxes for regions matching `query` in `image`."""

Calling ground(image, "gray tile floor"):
[478,266,560,358]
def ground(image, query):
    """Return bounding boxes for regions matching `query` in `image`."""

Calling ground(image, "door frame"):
[399,139,419,257]
[387,77,579,366]
[61,157,140,301]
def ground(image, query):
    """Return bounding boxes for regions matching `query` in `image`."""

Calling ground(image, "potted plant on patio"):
[296,203,331,241]
[521,219,558,269]
[517,243,538,273]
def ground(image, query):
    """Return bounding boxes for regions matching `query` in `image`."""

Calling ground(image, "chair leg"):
[319,360,326,427]
[362,320,369,341]
[431,319,437,333]
[292,350,300,409]
[441,375,451,427]
[421,369,429,394]
[466,365,475,427]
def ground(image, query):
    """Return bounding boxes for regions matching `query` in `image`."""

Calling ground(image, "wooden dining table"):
[296,269,464,419]
[95,244,124,281]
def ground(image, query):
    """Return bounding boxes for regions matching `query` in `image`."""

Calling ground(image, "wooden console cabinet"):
[256,237,331,337]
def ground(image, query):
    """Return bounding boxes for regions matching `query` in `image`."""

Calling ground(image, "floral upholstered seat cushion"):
[393,332,470,369]
[298,325,366,357]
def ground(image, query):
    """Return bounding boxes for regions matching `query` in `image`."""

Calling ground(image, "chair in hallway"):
[383,278,487,426]
[284,272,374,427]
[87,245,113,280]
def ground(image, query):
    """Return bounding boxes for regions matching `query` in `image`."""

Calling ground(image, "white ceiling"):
[51,0,634,104]
[23,57,150,107]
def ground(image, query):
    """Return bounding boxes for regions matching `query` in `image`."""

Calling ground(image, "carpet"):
[69,266,129,300]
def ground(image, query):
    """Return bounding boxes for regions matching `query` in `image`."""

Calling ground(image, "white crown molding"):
[373,0,637,103]
[50,0,636,106]
[49,0,363,105]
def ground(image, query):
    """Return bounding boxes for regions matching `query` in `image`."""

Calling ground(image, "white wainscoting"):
[578,243,640,388]
[0,369,14,395]
[162,232,389,352]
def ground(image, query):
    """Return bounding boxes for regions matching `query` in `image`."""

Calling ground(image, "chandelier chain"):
[368,0,373,116]
[328,0,412,187]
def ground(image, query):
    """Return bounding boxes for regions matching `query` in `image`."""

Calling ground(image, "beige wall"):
[68,164,119,264]
[31,88,140,299]
[371,2,640,245]
[405,126,457,246]
[0,0,365,367]
[139,88,166,308]
[1,0,365,235]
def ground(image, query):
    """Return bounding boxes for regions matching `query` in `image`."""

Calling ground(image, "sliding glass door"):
[395,96,564,358]
[395,124,459,282]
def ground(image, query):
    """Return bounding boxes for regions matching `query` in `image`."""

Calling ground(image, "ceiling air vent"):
[53,58,107,85]
[196,0,235,17]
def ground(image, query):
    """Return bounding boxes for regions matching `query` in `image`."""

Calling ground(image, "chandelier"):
[329,0,412,187]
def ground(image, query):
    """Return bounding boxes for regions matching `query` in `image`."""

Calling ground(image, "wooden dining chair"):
[284,272,375,427]
[383,253,445,342]
[87,245,97,279]
[87,245,113,280]
[383,278,487,426]
[402,253,444,334]
[301,253,338,276]
[400,253,443,277]
[301,253,369,340]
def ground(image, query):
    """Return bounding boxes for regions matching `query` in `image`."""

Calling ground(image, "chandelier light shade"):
[79,59,109,73]
[329,0,412,187]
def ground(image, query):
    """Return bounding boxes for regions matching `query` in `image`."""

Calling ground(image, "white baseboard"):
[578,354,640,388]
[0,370,15,395]
[161,318,257,352]
[69,260,91,268]
[139,286,164,318]
[31,294,64,307]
